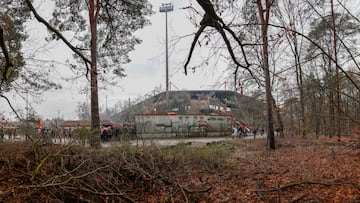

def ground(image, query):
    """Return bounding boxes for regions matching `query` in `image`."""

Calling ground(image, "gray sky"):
[1,0,229,120]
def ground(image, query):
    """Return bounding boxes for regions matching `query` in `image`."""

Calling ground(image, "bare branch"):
[185,0,252,83]
[268,23,360,92]
[0,94,21,120]
[24,0,91,66]
[184,25,206,75]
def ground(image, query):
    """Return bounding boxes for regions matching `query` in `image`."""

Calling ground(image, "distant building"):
[61,120,112,131]
[113,90,265,128]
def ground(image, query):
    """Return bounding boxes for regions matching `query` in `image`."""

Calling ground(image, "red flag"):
[38,117,42,129]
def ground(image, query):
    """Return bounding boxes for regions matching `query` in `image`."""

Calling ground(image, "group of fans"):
[100,124,135,142]
[234,122,265,138]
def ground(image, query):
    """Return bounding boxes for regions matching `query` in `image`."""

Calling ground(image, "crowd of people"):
[0,124,135,143]
[0,128,17,141]
[233,122,265,139]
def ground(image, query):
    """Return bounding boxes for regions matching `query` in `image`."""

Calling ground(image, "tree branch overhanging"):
[184,0,253,81]
[0,25,14,87]
[0,94,21,120]
[24,0,91,66]
[268,23,360,92]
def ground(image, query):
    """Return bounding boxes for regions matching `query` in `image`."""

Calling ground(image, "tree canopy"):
[47,0,153,82]
[1,0,61,119]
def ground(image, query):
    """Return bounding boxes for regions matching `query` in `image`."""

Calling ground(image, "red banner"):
[38,117,42,129]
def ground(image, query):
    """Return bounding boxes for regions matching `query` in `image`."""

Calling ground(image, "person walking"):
[237,124,243,138]
[0,128,4,142]
[260,128,264,136]
[253,128,257,139]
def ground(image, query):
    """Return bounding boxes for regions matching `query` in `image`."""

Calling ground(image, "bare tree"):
[256,0,275,149]
[76,102,91,120]
[330,0,340,140]
[273,0,325,137]
[24,0,153,147]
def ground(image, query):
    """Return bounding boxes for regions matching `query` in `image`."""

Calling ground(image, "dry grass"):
[0,135,359,202]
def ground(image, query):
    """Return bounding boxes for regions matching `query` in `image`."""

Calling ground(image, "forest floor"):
[0,134,359,202]
[198,135,360,202]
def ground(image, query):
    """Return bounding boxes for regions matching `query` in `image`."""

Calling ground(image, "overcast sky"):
[1,0,230,120]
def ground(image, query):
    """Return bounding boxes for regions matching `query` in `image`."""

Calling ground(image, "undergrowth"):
[0,140,235,202]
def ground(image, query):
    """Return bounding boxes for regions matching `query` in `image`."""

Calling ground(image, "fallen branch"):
[31,147,68,181]
[256,180,360,192]
[31,163,109,188]
[176,178,189,203]
[290,192,308,203]
[61,185,135,203]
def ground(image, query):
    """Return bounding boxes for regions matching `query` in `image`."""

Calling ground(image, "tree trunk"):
[257,0,275,149]
[272,96,284,138]
[89,0,100,147]
[331,0,341,141]
[289,99,295,135]
[292,36,306,138]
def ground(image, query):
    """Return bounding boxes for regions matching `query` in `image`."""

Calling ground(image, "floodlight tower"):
[159,2,173,106]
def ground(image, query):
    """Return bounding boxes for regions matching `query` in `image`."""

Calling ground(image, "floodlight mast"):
[159,3,173,108]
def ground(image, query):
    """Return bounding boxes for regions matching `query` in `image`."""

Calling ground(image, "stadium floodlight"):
[159,3,173,106]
